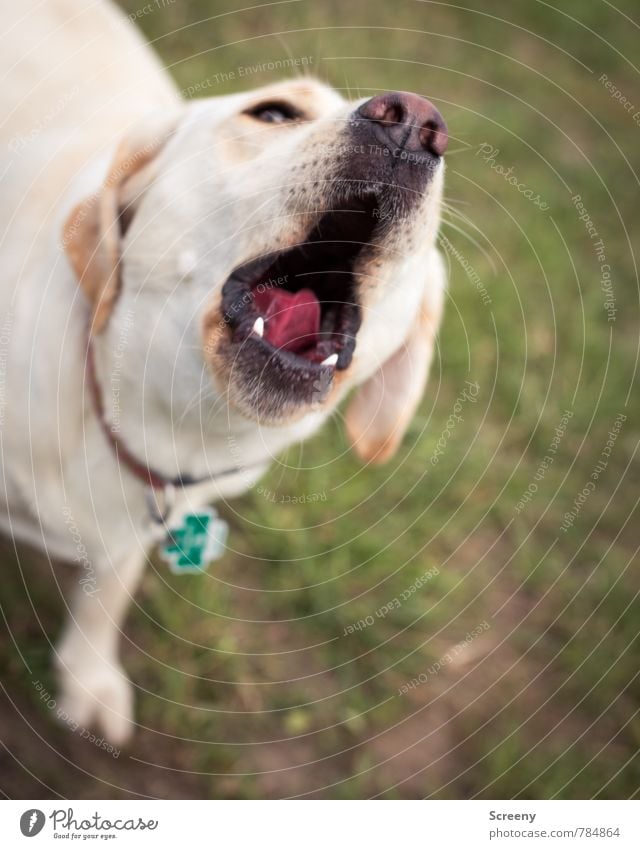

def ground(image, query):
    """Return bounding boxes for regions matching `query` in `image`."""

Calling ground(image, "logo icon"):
[20,809,45,837]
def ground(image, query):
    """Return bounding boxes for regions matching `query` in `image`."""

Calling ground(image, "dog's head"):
[63,79,447,462]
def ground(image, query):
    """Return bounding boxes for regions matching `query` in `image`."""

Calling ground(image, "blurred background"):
[1,0,638,799]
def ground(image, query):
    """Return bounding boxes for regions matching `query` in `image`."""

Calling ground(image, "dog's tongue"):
[253,287,320,353]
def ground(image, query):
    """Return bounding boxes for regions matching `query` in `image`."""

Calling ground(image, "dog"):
[0,0,447,745]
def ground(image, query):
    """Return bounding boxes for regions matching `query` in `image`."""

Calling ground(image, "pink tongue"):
[253,287,321,353]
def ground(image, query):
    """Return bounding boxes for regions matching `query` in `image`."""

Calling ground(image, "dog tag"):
[159,506,228,574]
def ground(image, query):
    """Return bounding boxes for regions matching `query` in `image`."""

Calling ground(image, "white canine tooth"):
[321,353,338,367]
[252,316,264,338]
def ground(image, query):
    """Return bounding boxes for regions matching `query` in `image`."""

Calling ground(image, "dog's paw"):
[56,659,135,747]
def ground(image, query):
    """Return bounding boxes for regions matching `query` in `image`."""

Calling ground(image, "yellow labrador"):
[0,0,447,744]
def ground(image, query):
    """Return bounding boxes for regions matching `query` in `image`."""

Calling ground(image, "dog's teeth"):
[321,353,338,367]
[252,317,264,338]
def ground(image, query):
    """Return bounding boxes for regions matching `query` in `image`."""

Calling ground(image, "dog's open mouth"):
[221,193,380,380]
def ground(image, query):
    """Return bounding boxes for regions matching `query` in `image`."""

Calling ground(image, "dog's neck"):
[90,298,327,487]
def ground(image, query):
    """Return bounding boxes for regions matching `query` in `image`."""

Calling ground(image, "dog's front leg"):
[54,546,147,747]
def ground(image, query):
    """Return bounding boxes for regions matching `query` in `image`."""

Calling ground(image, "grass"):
[0,0,638,798]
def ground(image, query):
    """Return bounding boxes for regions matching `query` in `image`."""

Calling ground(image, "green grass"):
[1,0,638,799]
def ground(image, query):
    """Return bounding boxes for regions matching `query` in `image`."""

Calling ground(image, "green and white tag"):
[159,506,229,574]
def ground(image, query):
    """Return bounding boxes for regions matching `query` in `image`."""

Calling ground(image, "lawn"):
[1,0,638,798]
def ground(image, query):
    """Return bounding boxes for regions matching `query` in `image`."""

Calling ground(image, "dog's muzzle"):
[212,90,447,423]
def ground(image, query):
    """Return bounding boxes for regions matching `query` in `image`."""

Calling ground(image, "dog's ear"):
[345,256,445,464]
[62,116,178,334]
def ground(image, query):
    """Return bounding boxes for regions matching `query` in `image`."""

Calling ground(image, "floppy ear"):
[345,253,445,464]
[62,117,177,334]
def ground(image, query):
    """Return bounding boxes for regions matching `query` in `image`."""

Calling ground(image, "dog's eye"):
[245,101,301,124]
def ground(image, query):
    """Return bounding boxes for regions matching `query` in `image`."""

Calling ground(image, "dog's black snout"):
[357,91,448,157]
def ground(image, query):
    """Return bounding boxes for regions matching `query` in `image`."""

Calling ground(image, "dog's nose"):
[357,91,448,157]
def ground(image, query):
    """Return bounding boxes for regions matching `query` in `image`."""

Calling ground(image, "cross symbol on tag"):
[159,507,228,574]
